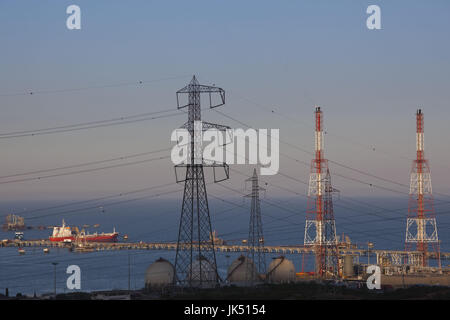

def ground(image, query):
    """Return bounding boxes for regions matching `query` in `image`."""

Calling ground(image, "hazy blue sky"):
[0,0,449,201]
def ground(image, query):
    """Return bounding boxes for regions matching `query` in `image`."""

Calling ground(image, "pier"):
[2,239,449,266]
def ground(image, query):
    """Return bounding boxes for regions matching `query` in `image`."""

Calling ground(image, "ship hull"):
[49,233,118,243]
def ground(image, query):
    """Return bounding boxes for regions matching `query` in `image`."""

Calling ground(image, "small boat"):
[43,248,50,254]
[18,248,25,255]
[123,234,128,240]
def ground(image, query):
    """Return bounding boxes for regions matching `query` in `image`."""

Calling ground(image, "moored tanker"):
[49,220,118,243]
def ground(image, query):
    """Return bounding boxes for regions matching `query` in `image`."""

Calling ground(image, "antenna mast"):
[304,107,339,278]
[405,109,440,268]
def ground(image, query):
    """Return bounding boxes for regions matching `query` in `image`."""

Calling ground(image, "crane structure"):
[405,109,440,268]
[244,168,266,283]
[173,76,230,287]
[304,107,339,278]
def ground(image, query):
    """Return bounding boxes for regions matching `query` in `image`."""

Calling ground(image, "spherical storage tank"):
[227,255,260,284]
[145,257,175,288]
[266,256,295,283]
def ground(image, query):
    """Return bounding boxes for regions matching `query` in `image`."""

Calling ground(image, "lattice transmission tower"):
[405,109,440,268]
[244,168,266,283]
[173,76,230,287]
[304,107,339,278]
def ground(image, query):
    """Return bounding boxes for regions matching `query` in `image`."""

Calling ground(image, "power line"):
[0,75,191,97]
[202,121,449,251]
[0,147,172,180]
[208,187,403,245]
[214,106,450,200]
[230,166,450,229]
[0,182,176,219]
[0,155,170,185]
[26,187,182,220]
[0,111,184,139]
[230,90,413,161]
[217,125,410,221]
[216,168,450,245]
[209,124,416,231]
[0,109,174,136]
[214,108,450,201]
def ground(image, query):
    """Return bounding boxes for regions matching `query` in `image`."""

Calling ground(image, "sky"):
[0,0,449,202]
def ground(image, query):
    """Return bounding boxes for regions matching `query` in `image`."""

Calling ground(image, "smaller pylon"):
[244,168,266,284]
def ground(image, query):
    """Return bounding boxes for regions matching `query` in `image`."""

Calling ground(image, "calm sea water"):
[0,197,448,296]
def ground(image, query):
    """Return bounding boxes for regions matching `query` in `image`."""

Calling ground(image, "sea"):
[0,197,449,296]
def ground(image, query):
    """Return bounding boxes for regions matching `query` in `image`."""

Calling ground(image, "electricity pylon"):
[173,76,229,287]
[244,168,266,284]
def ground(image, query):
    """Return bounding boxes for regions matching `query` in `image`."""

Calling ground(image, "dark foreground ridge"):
[2,282,450,300]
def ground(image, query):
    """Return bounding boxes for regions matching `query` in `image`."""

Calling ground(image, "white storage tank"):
[145,257,175,288]
[266,256,295,283]
[227,255,261,284]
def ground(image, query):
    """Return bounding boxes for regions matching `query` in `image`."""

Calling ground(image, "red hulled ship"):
[49,220,118,243]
